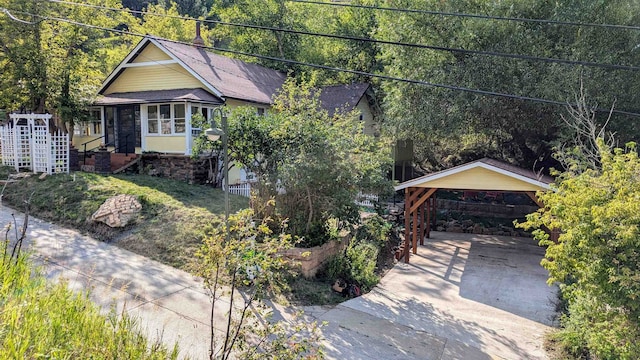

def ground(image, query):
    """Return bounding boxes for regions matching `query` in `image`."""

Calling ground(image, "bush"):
[553,291,640,360]
[323,215,393,292]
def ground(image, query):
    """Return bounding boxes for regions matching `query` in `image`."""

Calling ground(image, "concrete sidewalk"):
[3,205,552,359]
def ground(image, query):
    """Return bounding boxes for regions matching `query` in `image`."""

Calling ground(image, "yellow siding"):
[72,135,102,150]
[145,136,186,153]
[131,44,172,63]
[415,167,547,192]
[356,99,375,136]
[103,64,203,94]
[228,165,242,185]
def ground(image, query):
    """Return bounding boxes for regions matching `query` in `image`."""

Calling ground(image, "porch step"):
[79,153,138,174]
[113,156,141,174]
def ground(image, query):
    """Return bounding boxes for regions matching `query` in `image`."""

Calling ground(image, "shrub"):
[323,215,393,292]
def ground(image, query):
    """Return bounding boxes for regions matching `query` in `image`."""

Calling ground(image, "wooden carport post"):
[403,187,438,263]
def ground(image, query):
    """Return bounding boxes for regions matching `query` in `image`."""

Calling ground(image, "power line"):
[47,0,640,72]
[2,8,640,118]
[288,0,640,32]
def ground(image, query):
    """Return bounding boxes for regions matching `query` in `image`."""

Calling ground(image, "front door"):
[117,106,136,154]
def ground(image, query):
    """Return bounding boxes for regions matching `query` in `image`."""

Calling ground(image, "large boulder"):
[91,194,142,228]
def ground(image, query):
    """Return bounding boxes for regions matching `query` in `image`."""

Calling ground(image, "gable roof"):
[395,158,553,192]
[98,36,287,105]
[318,83,370,116]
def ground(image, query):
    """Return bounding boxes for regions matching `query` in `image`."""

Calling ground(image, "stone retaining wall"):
[140,154,214,184]
[281,235,351,278]
[436,199,538,218]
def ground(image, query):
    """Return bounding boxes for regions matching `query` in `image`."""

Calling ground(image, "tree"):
[209,0,303,72]
[193,80,393,245]
[375,0,640,171]
[195,209,323,360]
[519,95,640,358]
[0,0,137,129]
[130,1,212,43]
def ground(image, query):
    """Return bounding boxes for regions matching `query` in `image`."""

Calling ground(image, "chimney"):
[193,21,205,47]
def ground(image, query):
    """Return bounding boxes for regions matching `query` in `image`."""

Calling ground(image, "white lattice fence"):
[0,126,15,167]
[0,114,69,174]
[31,123,49,173]
[15,125,31,170]
[50,131,69,173]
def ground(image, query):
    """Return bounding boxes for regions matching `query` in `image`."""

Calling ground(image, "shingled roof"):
[94,88,224,106]
[317,83,370,116]
[98,37,372,110]
[155,38,287,105]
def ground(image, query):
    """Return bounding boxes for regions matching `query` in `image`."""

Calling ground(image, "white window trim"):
[144,103,187,136]
[74,107,104,136]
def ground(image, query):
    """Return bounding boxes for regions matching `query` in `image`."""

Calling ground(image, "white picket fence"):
[0,114,69,174]
[227,182,379,208]
[226,182,252,197]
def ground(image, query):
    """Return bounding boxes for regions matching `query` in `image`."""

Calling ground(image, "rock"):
[472,224,483,234]
[91,194,142,228]
[448,226,464,233]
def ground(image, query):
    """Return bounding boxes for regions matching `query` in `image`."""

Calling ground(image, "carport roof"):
[394,158,553,192]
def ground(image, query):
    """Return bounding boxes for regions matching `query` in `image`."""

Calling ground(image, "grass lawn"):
[0,167,356,306]
[0,168,248,271]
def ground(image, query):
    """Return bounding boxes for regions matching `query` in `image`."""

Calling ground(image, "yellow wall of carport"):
[413,167,548,192]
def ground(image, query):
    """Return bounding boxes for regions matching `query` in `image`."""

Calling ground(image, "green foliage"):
[375,0,640,171]
[209,80,393,244]
[0,243,179,359]
[324,215,391,292]
[0,0,137,123]
[130,1,212,44]
[195,208,324,359]
[519,140,640,359]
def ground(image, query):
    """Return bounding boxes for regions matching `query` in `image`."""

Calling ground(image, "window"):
[74,107,103,136]
[146,104,186,135]
[256,107,266,116]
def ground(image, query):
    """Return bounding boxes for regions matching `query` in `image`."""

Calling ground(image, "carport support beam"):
[404,188,411,263]
[412,204,418,254]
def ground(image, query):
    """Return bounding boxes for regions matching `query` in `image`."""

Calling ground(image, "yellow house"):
[75,35,379,183]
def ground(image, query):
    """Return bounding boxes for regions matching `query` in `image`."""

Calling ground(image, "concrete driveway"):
[313,231,558,359]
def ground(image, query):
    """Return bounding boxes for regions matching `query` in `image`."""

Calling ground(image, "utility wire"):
[2,8,640,118]
[47,0,640,72]
[288,0,640,32]
[1,8,45,25]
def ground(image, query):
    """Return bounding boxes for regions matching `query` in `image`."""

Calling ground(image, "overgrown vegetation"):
[0,169,248,270]
[519,101,640,359]
[194,80,393,247]
[0,220,180,359]
[321,214,395,293]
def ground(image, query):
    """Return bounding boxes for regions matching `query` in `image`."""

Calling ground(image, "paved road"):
[2,205,554,359]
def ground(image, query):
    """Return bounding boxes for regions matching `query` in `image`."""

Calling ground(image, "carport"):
[395,158,554,263]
